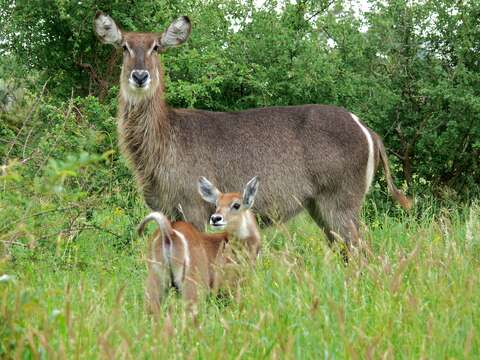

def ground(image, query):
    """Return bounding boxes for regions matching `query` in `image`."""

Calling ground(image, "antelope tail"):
[376,137,413,210]
[138,212,173,238]
[138,211,176,273]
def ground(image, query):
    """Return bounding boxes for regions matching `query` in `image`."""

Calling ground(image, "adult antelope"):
[138,176,260,311]
[94,12,411,251]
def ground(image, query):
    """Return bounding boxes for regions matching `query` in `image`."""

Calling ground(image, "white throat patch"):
[233,211,257,240]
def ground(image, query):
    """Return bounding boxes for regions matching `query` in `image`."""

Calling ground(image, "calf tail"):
[138,212,173,238]
[139,212,189,293]
[376,138,413,210]
[138,212,175,262]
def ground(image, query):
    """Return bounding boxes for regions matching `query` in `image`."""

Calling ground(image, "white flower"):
[51,309,62,318]
[0,274,14,282]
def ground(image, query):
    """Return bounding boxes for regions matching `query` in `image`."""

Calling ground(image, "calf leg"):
[182,269,211,313]
[145,260,169,315]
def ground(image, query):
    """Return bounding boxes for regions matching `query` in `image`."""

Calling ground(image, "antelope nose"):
[131,70,150,86]
[210,214,223,225]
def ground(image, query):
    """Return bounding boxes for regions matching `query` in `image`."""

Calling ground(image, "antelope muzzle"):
[130,70,151,88]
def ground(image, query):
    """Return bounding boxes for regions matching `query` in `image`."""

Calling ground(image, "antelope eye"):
[153,44,160,52]
[122,44,128,52]
[232,203,241,210]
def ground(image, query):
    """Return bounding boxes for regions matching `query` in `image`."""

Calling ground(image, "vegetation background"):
[1,0,479,358]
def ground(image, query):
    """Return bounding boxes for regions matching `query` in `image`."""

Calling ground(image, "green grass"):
[1,199,480,359]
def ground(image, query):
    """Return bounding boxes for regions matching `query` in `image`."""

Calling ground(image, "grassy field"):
[1,191,479,358]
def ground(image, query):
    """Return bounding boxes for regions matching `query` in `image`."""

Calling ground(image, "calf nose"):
[210,214,223,225]
[131,70,150,86]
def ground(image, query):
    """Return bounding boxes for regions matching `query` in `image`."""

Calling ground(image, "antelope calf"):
[138,177,260,312]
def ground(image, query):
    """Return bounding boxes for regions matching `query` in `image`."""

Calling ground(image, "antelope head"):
[94,12,191,101]
[198,177,260,232]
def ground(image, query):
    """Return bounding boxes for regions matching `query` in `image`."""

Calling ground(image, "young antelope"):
[138,177,260,312]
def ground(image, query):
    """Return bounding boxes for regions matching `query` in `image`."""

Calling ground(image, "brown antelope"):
[138,176,260,311]
[95,13,411,255]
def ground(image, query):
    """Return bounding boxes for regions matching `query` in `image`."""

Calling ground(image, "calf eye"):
[232,203,241,210]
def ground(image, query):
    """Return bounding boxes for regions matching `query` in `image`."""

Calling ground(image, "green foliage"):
[0,91,140,259]
[361,0,480,194]
[1,0,480,357]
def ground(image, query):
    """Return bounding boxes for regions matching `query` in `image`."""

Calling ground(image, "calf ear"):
[94,12,123,47]
[160,16,191,49]
[242,176,259,209]
[197,177,220,205]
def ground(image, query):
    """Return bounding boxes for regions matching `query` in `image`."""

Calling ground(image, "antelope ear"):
[197,177,220,205]
[242,176,259,209]
[94,12,123,47]
[160,16,191,49]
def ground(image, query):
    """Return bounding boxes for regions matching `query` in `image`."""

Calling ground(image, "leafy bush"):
[0,92,142,261]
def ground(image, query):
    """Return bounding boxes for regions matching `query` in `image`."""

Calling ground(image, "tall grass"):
[1,203,479,358]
